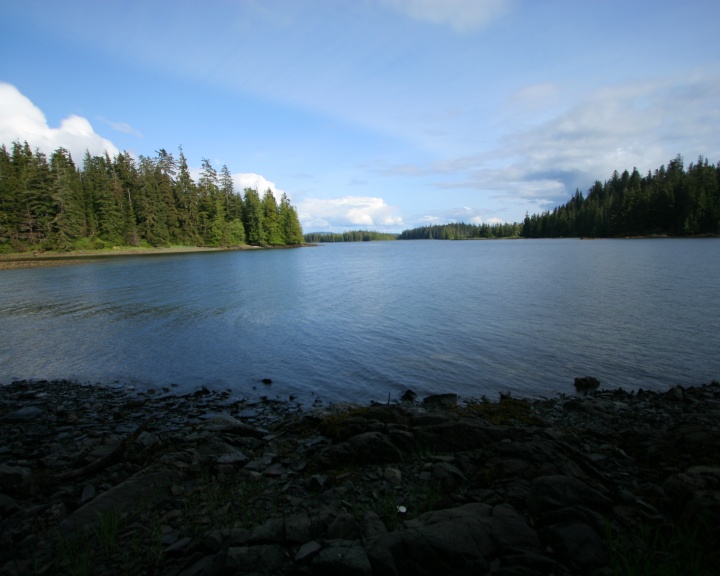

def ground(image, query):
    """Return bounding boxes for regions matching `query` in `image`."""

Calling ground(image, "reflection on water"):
[1,239,719,404]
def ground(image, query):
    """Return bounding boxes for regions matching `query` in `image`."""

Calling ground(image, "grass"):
[603,521,716,576]
[461,394,543,426]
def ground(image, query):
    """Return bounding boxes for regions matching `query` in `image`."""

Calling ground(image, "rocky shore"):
[1,379,719,575]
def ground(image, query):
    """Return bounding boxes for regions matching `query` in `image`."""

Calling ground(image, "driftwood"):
[50,417,155,483]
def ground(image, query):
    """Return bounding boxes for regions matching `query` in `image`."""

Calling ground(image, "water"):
[1,239,719,404]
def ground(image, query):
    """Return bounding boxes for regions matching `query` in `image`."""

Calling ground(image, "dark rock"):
[3,406,43,421]
[312,540,373,576]
[574,377,600,392]
[367,503,495,576]
[541,521,606,572]
[361,511,387,541]
[0,464,31,492]
[327,512,360,540]
[0,493,19,517]
[294,540,322,563]
[250,518,286,543]
[423,393,458,408]
[526,475,612,524]
[224,544,287,574]
[431,461,466,491]
[312,432,402,469]
[489,504,543,555]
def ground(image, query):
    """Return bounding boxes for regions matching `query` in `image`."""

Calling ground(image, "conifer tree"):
[279,193,304,244]
[243,188,266,245]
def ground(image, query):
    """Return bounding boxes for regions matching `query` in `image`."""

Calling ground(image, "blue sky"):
[1,0,719,232]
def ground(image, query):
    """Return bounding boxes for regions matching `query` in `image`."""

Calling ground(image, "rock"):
[526,475,612,525]
[367,503,495,576]
[3,406,43,421]
[3,378,720,575]
[541,521,606,572]
[0,464,31,492]
[80,484,96,503]
[431,461,466,491]
[313,432,402,469]
[0,493,19,517]
[224,544,287,574]
[361,511,387,540]
[294,540,322,563]
[383,466,402,486]
[312,540,373,576]
[574,377,600,392]
[327,512,360,540]
[58,464,182,534]
[423,393,458,408]
[250,518,286,543]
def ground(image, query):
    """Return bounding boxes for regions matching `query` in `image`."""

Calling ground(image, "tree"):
[243,188,265,245]
[175,147,200,244]
[262,189,283,245]
[50,148,86,249]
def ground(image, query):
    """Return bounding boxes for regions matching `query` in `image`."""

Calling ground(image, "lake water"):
[1,239,719,405]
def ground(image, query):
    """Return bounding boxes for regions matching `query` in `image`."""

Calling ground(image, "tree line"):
[398,221,522,240]
[0,141,304,253]
[304,230,398,242]
[521,155,720,238]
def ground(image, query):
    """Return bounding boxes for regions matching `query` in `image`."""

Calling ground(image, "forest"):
[0,141,304,253]
[521,155,720,238]
[303,230,398,242]
[399,221,522,240]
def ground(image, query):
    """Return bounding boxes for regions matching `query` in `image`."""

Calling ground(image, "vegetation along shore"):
[1,378,718,575]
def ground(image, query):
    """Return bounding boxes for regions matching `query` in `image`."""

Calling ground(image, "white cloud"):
[0,83,119,160]
[298,196,404,231]
[381,0,513,32]
[378,71,720,217]
[98,117,144,138]
[233,173,287,201]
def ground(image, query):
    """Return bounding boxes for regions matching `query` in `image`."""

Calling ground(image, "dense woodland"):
[521,155,720,238]
[399,221,522,240]
[304,230,398,242]
[0,141,304,253]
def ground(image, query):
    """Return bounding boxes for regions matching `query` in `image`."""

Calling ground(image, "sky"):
[1,0,719,233]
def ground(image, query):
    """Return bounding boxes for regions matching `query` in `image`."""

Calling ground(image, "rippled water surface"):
[1,239,719,403]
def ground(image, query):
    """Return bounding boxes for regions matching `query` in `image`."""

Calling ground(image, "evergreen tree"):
[262,189,283,245]
[50,148,86,249]
[280,193,304,244]
[243,187,266,245]
[175,147,200,244]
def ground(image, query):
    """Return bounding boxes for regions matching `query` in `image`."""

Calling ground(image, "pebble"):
[0,378,719,575]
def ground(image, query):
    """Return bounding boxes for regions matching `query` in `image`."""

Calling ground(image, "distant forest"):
[0,141,304,253]
[304,230,398,242]
[309,155,720,242]
[399,221,522,240]
[521,155,720,238]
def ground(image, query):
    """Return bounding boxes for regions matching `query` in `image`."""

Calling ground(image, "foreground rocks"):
[1,380,719,575]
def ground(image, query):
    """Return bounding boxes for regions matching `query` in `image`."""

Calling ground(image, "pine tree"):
[262,189,283,245]
[50,148,86,249]
[279,193,304,244]
[243,188,265,245]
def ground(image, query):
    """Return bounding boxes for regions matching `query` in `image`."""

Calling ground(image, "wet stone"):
[1,378,720,575]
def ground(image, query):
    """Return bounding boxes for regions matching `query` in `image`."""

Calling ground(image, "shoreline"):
[0,244,311,271]
[1,378,718,574]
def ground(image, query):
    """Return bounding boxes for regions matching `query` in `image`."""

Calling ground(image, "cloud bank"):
[0,83,119,161]
[298,196,404,231]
